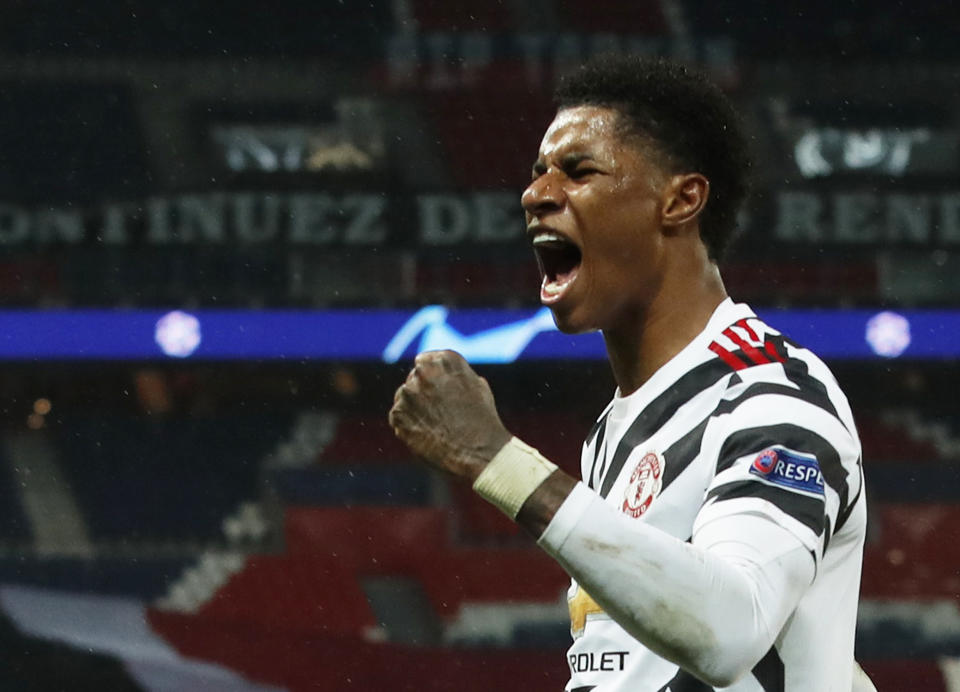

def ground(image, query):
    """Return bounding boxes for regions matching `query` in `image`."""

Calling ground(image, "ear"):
[661,173,710,229]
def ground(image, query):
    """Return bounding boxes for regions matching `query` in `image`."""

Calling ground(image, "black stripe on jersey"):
[571,687,596,692]
[660,417,709,490]
[768,329,861,529]
[836,463,864,533]
[657,376,825,496]
[714,382,837,422]
[599,359,735,498]
[716,423,849,515]
[752,645,785,691]
[767,334,841,421]
[585,411,607,447]
[586,414,608,490]
[655,669,712,692]
[706,479,825,536]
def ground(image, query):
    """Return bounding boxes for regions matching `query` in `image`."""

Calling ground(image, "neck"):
[603,260,727,396]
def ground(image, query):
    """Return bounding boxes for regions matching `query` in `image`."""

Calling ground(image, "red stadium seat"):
[284,506,568,616]
[861,503,960,598]
[317,415,413,463]
[857,413,943,462]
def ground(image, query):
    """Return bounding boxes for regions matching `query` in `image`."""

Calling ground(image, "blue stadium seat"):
[54,414,290,541]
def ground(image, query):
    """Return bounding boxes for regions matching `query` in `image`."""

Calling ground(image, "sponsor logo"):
[568,651,629,673]
[749,447,825,494]
[568,586,605,639]
[621,452,663,518]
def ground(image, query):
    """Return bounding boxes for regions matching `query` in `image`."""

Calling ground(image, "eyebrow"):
[531,152,593,176]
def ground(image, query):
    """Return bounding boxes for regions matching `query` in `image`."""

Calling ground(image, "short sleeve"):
[692,384,860,564]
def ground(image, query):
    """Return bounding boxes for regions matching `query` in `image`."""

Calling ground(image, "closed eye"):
[568,166,598,179]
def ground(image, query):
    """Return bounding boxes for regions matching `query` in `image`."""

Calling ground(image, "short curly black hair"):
[554,55,750,261]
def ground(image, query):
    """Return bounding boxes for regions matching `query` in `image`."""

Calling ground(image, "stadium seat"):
[861,503,960,598]
[54,414,289,542]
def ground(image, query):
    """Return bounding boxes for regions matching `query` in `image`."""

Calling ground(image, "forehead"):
[537,105,623,159]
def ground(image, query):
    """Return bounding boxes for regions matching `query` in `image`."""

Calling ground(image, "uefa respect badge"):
[749,447,825,495]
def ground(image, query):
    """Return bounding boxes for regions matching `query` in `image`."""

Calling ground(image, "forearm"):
[516,469,578,537]
[533,482,813,686]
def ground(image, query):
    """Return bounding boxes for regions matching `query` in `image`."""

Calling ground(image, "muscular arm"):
[389,350,814,687]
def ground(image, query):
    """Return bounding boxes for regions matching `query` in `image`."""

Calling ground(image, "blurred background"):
[0,1,957,689]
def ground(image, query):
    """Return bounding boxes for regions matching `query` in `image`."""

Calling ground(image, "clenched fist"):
[388,350,512,482]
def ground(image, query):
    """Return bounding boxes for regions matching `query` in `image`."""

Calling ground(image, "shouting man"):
[389,55,870,692]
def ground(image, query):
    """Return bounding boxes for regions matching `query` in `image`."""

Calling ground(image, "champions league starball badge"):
[621,451,663,518]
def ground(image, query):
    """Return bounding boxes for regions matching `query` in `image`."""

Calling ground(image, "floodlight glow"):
[155,311,202,358]
[865,311,911,358]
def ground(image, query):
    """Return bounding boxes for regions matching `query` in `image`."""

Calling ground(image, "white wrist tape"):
[473,437,558,519]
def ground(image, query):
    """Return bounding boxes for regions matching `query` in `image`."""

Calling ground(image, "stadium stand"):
[0,448,31,543]
[52,414,289,542]
[0,556,193,601]
[0,2,958,690]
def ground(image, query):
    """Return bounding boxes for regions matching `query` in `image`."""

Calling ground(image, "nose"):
[521,172,563,218]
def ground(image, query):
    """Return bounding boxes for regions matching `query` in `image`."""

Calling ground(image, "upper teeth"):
[533,232,565,245]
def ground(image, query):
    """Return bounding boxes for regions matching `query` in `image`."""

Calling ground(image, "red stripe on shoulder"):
[735,318,759,342]
[722,327,771,366]
[764,339,787,363]
[709,341,749,371]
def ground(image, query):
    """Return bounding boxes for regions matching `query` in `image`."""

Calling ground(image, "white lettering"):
[343,194,387,244]
[35,209,84,243]
[288,193,336,244]
[775,192,823,241]
[474,192,520,242]
[176,195,226,243]
[101,203,135,245]
[887,194,931,242]
[834,193,879,242]
[146,197,173,243]
[939,194,960,243]
[233,193,281,243]
[418,194,470,245]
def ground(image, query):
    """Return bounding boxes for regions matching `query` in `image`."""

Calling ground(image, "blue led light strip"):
[0,306,950,362]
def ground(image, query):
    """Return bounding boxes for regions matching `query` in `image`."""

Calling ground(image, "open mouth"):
[531,231,582,304]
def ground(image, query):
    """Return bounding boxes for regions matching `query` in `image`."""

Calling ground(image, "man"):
[389,55,871,691]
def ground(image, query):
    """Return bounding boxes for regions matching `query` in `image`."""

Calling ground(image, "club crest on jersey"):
[749,447,825,494]
[621,451,663,518]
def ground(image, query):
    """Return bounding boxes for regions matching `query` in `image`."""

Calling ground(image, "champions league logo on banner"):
[381,306,557,364]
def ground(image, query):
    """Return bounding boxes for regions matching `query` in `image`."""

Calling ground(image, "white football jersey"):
[557,299,867,691]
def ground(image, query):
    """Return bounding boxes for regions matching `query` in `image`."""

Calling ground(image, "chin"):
[547,306,596,335]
